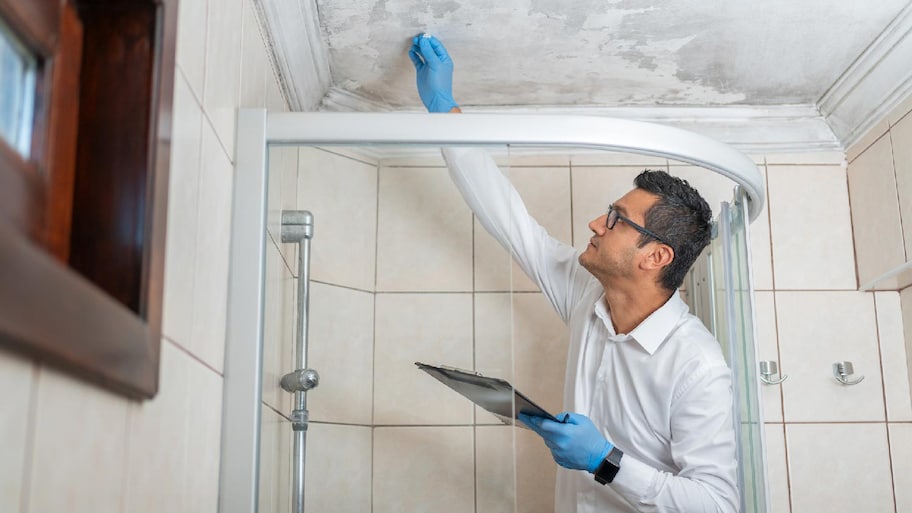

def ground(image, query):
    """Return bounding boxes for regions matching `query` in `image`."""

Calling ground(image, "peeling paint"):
[313,0,909,109]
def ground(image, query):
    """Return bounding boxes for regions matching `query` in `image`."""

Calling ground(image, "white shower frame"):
[219,109,767,513]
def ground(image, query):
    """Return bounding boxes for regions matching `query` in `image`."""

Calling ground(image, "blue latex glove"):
[408,34,459,113]
[519,412,614,473]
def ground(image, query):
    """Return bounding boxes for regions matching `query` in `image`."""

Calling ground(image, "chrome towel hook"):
[759,361,788,385]
[833,361,864,385]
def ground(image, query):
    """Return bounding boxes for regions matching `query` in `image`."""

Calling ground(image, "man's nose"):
[589,215,607,235]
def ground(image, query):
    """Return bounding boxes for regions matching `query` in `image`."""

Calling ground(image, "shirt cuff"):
[609,452,657,503]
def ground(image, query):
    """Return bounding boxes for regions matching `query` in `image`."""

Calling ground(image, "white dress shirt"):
[443,147,739,513]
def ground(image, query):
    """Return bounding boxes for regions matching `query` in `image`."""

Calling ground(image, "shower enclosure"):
[219,110,769,513]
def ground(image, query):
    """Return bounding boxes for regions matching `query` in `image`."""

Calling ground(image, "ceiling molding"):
[818,1,912,149]
[254,0,332,111]
[320,86,839,153]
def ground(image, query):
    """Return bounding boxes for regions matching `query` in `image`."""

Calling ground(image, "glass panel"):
[0,19,37,157]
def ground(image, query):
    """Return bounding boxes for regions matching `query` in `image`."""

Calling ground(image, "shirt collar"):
[595,291,689,355]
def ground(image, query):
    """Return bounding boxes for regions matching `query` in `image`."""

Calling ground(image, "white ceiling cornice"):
[819,1,912,149]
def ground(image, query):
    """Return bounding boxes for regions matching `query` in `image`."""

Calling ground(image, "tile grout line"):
[371,158,380,513]
[872,294,900,513]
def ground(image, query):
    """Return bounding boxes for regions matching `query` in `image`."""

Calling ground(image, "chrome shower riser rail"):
[220,109,767,513]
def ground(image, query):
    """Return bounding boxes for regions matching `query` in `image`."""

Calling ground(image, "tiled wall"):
[289,139,911,513]
[0,0,297,510]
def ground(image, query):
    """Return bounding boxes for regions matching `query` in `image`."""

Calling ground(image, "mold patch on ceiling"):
[314,0,909,109]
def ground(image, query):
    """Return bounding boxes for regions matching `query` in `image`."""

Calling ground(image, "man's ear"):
[641,243,674,271]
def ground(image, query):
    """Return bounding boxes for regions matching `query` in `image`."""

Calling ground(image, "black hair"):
[633,170,713,291]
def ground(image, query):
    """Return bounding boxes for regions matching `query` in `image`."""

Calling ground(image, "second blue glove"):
[408,34,459,113]
[519,412,614,473]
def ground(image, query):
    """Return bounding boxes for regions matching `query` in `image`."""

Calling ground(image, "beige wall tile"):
[376,166,473,292]
[298,148,377,291]
[874,292,912,421]
[891,114,912,260]
[184,351,223,513]
[888,90,912,127]
[764,152,846,165]
[475,166,572,292]
[374,293,473,425]
[570,166,644,250]
[175,0,207,98]
[755,292,783,422]
[305,423,370,513]
[267,146,299,271]
[28,366,129,513]
[190,122,234,372]
[239,0,267,109]
[0,348,33,513]
[474,293,568,424]
[748,163,773,290]
[124,341,191,513]
[516,427,558,513]
[308,283,374,425]
[767,165,856,290]
[777,291,884,422]
[202,0,242,158]
[162,71,202,345]
[374,427,474,513]
[889,423,912,513]
[764,424,790,513]
[786,423,893,513]
[847,135,905,287]
[258,407,290,513]
[901,286,912,398]
[262,240,294,413]
[475,426,516,512]
[574,152,667,167]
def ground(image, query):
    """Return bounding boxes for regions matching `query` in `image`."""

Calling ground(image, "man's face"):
[579,188,661,282]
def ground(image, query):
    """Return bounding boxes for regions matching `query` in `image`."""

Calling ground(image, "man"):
[410,34,740,513]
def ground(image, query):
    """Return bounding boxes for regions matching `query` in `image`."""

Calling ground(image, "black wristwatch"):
[593,447,624,485]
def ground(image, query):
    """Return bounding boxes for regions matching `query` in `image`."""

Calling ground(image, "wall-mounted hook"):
[759,361,788,385]
[833,361,864,385]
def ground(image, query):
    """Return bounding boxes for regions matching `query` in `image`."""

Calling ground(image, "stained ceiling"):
[313,0,909,110]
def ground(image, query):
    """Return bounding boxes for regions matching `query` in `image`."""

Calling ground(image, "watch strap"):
[593,446,624,485]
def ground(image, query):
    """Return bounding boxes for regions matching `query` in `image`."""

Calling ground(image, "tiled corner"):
[570,166,644,250]
[305,423,371,513]
[776,291,884,422]
[874,292,912,421]
[267,145,299,275]
[373,293,473,425]
[754,292,783,423]
[202,0,242,158]
[888,90,912,127]
[889,423,912,513]
[0,348,33,513]
[124,341,189,513]
[474,166,572,292]
[258,407,291,513]
[847,135,905,287]
[297,148,377,291]
[262,239,295,413]
[307,283,374,425]
[764,424,790,513]
[239,0,267,109]
[473,293,568,425]
[847,120,890,163]
[175,0,207,99]
[162,71,202,346]
[189,121,234,373]
[373,427,474,513]
[786,423,893,513]
[376,166,473,292]
[891,114,912,260]
[27,366,130,513]
[767,165,856,290]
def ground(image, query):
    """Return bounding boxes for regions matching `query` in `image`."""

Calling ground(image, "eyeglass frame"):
[605,204,676,251]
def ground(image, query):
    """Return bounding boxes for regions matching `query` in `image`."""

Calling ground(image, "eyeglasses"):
[606,205,675,250]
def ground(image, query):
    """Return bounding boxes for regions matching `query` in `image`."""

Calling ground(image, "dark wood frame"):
[0,0,177,398]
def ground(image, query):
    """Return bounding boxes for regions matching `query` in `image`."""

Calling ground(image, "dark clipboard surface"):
[415,362,561,428]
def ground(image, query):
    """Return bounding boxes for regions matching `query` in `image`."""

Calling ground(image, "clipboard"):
[415,362,563,428]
